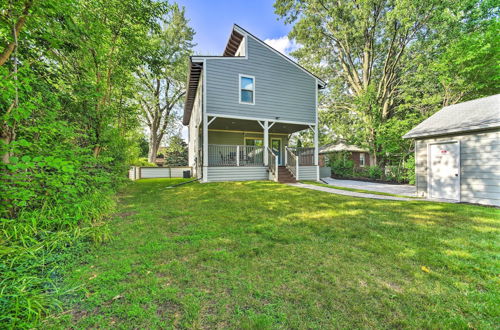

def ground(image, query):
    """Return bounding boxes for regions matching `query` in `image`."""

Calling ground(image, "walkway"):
[321,177,416,197]
[289,182,417,201]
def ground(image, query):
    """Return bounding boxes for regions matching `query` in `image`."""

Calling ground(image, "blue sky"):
[175,0,297,55]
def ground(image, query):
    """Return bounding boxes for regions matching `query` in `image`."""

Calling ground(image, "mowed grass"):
[47,179,499,328]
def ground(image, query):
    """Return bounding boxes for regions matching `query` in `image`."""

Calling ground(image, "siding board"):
[414,129,500,206]
[206,37,316,123]
[299,166,318,180]
[207,166,268,182]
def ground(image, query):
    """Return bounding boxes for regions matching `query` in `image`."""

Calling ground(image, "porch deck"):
[206,144,318,182]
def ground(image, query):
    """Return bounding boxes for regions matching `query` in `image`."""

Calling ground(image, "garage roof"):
[404,94,500,139]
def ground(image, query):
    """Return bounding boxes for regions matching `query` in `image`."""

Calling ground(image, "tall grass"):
[0,190,115,328]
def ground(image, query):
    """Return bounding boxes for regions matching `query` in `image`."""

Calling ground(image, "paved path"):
[321,177,416,197]
[289,182,416,201]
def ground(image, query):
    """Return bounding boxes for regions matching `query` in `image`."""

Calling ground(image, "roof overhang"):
[403,125,500,139]
[182,60,203,126]
[223,28,244,56]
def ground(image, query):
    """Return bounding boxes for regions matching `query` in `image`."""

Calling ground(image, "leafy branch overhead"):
[275,0,499,167]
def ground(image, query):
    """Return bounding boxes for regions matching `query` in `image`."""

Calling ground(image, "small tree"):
[164,135,188,166]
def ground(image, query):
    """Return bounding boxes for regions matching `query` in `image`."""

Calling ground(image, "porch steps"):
[278,166,296,183]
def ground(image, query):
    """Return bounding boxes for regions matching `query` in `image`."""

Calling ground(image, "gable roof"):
[319,141,368,154]
[183,24,326,125]
[403,94,500,139]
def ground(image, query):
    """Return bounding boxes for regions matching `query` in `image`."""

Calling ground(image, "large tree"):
[274,0,457,164]
[137,4,194,163]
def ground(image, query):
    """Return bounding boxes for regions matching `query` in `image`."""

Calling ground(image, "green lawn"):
[47,179,499,328]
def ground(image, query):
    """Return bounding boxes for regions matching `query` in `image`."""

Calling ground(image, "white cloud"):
[264,36,301,58]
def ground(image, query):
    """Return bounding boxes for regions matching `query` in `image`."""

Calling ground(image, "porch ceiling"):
[208,117,309,134]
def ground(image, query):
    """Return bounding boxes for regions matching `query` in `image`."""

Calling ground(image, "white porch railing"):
[208,144,263,166]
[267,147,279,182]
[285,147,299,180]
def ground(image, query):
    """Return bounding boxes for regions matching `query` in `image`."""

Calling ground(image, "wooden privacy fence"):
[129,166,192,180]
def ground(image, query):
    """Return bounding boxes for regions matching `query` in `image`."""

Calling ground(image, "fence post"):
[236,145,240,166]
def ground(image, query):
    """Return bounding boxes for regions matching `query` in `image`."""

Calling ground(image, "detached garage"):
[404,94,500,206]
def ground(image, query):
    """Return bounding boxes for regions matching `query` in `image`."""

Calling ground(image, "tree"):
[137,4,194,163]
[0,0,171,325]
[164,134,188,166]
[274,0,456,164]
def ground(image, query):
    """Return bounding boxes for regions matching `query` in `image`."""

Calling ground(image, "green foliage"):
[367,166,383,180]
[137,4,194,162]
[131,157,157,167]
[275,0,499,174]
[328,152,354,178]
[0,0,183,327]
[164,135,188,166]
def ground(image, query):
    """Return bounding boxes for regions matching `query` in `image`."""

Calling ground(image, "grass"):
[46,178,499,328]
[301,180,420,198]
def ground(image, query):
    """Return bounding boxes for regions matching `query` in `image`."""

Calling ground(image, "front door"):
[429,141,460,201]
[271,139,282,165]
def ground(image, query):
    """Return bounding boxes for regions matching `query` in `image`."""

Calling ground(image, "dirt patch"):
[116,211,138,218]
[156,300,182,325]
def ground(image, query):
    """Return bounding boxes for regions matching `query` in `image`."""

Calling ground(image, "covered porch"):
[201,115,319,182]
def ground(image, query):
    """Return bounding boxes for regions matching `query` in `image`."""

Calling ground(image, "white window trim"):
[359,153,366,167]
[239,74,255,105]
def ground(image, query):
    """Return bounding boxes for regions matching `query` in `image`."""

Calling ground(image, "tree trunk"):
[148,133,160,163]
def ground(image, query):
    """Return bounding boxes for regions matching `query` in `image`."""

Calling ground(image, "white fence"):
[129,166,192,180]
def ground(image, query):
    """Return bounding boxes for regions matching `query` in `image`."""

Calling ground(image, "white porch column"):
[263,120,269,166]
[202,113,208,182]
[314,124,319,180]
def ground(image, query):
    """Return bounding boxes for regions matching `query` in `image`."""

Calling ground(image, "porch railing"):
[267,147,279,182]
[287,147,315,166]
[208,144,263,166]
[285,147,298,180]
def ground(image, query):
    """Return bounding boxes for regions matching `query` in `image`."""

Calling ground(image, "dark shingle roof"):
[403,94,500,139]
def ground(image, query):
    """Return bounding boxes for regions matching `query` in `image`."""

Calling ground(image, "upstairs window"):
[239,75,255,104]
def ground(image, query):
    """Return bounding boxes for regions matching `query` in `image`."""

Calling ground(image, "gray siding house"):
[183,25,325,183]
[404,94,500,206]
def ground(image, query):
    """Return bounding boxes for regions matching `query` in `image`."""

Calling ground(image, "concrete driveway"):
[321,177,416,197]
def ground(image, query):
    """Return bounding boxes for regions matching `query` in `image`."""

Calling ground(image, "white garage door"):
[429,141,460,201]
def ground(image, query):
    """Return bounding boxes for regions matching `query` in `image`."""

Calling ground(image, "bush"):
[403,156,416,184]
[367,166,383,180]
[131,158,156,167]
[330,158,354,178]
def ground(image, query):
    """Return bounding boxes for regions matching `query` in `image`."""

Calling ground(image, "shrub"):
[131,158,156,167]
[367,166,383,180]
[330,158,354,178]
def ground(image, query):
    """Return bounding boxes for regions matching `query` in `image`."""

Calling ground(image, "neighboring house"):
[319,141,371,168]
[183,24,325,183]
[404,94,500,206]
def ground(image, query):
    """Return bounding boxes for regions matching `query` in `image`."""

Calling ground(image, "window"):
[239,75,255,104]
[359,153,366,167]
[245,138,263,147]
